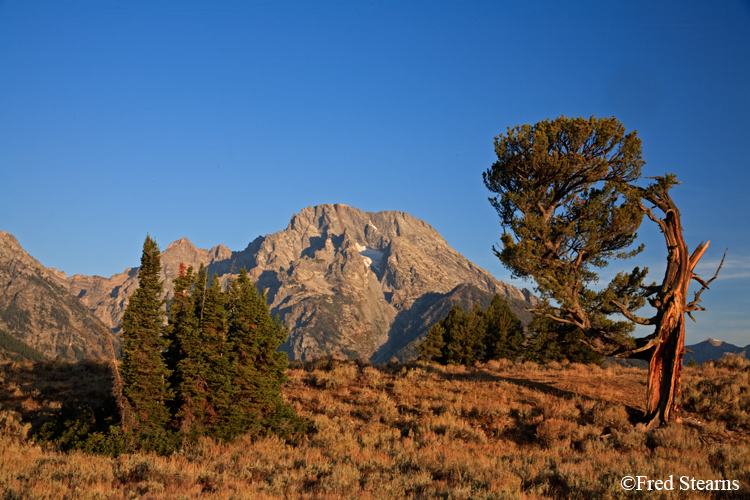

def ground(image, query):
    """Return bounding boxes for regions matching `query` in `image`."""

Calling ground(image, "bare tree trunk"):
[613,177,723,426]
[102,325,134,432]
[643,203,691,424]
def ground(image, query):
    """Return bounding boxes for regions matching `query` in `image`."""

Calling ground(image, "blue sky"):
[1,1,748,346]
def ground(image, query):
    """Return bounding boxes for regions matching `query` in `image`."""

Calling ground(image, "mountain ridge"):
[2,214,746,364]
[0,231,116,360]
[1,205,538,361]
[684,338,749,365]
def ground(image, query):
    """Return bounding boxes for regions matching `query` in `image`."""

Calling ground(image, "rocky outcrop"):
[67,238,236,334]
[0,232,115,360]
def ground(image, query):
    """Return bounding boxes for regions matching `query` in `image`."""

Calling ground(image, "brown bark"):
[642,198,691,424]
[612,179,723,426]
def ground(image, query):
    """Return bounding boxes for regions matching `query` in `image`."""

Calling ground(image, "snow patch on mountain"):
[357,244,385,270]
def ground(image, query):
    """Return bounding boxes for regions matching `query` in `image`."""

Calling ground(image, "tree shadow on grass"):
[416,362,645,426]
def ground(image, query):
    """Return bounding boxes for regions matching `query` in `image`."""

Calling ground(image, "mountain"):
[684,338,748,365]
[67,239,234,335]
[67,204,538,361]
[0,328,47,362]
[0,231,117,360]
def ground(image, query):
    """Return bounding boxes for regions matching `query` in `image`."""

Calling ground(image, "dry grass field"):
[1,356,749,499]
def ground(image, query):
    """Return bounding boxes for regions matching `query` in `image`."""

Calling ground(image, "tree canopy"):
[48,237,305,455]
[483,116,648,352]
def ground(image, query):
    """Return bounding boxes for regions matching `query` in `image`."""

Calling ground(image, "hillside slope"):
[0,232,115,360]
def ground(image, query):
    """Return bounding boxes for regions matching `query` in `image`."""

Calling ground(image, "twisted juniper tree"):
[612,175,725,424]
[483,116,723,425]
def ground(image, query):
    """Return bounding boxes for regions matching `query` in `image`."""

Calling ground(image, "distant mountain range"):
[0,205,537,362]
[2,206,744,365]
[683,338,749,366]
[605,338,749,369]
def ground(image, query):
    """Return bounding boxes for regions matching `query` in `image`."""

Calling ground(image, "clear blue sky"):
[1,1,748,346]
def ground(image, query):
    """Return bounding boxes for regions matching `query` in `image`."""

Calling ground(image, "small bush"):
[612,427,646,452]
[0,410,30,442]
[541,397,580,421]
[536,418,577,449]
[646,423,701,451]
[312,363,359,389]
[584,401,630,431]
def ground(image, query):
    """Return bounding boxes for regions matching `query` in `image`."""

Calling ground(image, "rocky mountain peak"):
[0,231,24,259]
[3,204,538,362]
[165,237,196,251]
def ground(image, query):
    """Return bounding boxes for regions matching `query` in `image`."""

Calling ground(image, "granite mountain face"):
[70,204,537,361]
[3,205,538,361]
[0,232,115,360]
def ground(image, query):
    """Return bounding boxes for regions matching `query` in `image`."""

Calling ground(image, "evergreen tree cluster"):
[0,328,47,362]
[417,295,525,366]
[118,236,303,452]
[417,295,603,366]
[523,314,603,365]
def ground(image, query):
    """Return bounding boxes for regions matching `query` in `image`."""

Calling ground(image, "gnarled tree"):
[483,116,723,426]
[612,175,725,425]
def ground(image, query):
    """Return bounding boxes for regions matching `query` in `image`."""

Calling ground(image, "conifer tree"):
[227,268,292,436]
[165,264,202,435]
[524,314,603,365]
[120,235,172,440]
[442,304,486,366]
[418,296,526,366]
[193,263,209,327]
[172,268,236,441]
[165,263,196,380]
[483,294,525,360]
[483,116,646,351]
[198,273,236,440]
[483,116,723,424]
[417,322,446,362]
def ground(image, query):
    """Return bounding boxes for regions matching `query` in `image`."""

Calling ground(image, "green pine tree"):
[418,295,526,366]
[165,263,202,437]
[173,268,236,442]
[228,268,298,438]
[417,322,446,362]
[525,314,603,365]
[483,294,525,361]
[442,304,486,366]
[198,273,236,441]
[120,235,173,444]
[165,263,197,383]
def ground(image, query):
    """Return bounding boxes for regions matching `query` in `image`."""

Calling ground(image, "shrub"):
[0,410,30,442]
[536,418,577,449]
[311,363,359,390]
[682,355,750,430]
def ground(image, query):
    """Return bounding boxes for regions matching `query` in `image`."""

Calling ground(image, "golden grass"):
[1,357,748,499]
